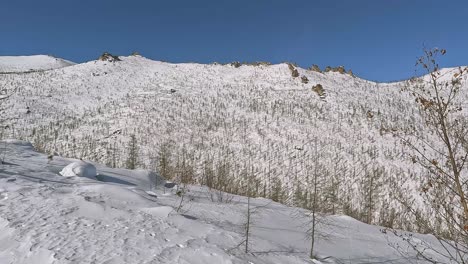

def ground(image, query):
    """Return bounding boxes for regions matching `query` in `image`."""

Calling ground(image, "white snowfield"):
[0,55,74,73]
[1,54,467,241]
[0,140,458,263]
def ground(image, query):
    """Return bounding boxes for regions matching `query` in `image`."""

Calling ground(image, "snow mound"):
[0,55,74,73]
[59,161,97,178]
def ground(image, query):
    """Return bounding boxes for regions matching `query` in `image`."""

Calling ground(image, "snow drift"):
[59,161,97,178]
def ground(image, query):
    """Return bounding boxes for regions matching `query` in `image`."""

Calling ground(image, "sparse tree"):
[323,151,345,215]
[308,142,320,259]
[158,143,173,180]
[361,164,383,224]
[301,137,330,260]
[245,190,252,253]
[0,86,16,164]
[125,134,138,169]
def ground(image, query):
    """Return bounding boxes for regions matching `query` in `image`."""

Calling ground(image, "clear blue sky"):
[1,0,467,82]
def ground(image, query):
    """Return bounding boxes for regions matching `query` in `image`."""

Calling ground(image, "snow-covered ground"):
[0,55,74,73]
[0,54,467,234]
[0,140,459,263]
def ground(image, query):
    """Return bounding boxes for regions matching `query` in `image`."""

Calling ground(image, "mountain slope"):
[0,55,74,73]
[0,140,457,264]
[0,55,467,233]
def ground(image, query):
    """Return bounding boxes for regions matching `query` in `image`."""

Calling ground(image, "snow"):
[0,139,34,148]
[0,140,461,263]
[59,161,97,178]
[0,55,467,262]
[0,55,74,73]
[140,206,174,218]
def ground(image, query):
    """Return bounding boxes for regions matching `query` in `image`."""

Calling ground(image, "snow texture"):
[0,55,74,73]
[0,140,461,263]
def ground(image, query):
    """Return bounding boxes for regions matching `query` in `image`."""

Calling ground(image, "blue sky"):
[1,0,467,82]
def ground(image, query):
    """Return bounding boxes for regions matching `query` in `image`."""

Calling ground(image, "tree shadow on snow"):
[181,214,198,220]
[0,161,19,166]
[96,174,136,186]
[249,249,306,255]
[13,174,75,185]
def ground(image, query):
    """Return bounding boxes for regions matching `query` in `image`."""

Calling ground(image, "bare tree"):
[398,48,468,262]
[125,134,138,169]
[0,86,15,128]
[322,150,345,215]
[309,141,320,259]
[0,86,16,164]
[158,142,173,180]
[360,148,383,225]
[242,154,255,254]
[302,137,330,260]
[245,192,252,253]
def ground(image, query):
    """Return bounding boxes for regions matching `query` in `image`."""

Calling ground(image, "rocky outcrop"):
[231,61,241,68]
[309,64,322,73]
[287,63,299,78]
[98,52,121,62]
[312,84,326,100]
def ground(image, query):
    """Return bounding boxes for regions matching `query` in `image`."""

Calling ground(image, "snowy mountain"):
[0,55,74,73]
[0,140,457,263]
[0,54,467,236]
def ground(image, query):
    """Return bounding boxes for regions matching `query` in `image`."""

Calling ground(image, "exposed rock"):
[98,52,121,62]
[309,64,322,73]
[335,66,346,74]
[312,84,326,99]
[287,63,299,78]
[249,61,272,66]
[325,66,347,74]
[236,61,272,67]
[301,76,309,84]
[291,69,299,78]
[231,61,241,68]
[216,61,272,68]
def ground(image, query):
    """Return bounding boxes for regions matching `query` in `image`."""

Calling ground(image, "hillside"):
[0,54,467,234]
[0,140,457,263]
[0,55,74,73]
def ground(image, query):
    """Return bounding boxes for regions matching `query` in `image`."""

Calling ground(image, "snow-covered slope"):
[0,55,467,233]
[0,140,457,263]
[0,55,74,73]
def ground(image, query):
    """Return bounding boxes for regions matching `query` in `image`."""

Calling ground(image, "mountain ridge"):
[2,53,465,84]
[0,54,75,73]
